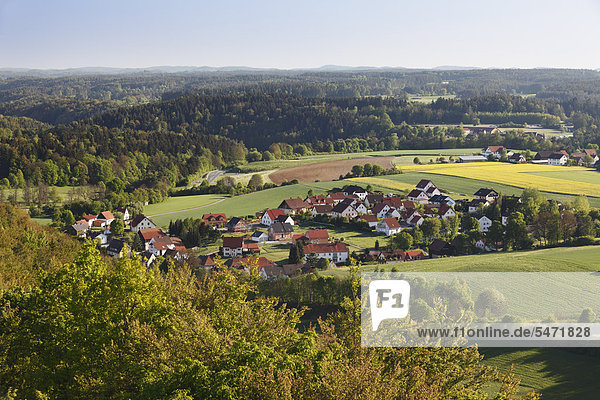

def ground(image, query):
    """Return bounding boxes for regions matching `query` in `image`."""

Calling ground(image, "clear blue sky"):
[1,0,600,69]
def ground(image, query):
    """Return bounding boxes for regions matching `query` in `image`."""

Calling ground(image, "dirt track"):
[269,157,394,184]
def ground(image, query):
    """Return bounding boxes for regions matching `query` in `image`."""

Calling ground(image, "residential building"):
[304,242,349,263]
[116,207,130,221]
[478,215,493,232]
[278,198,310,215]
[428,239,456,258]
[268,222,294,241]
[311,204,333,216]
[481,145,505,159]
[365,194,383,208]
[226,217,250,232]
[261,209,286,226]
[130,215,156,232]
[138,228,165,250]
[250,230,268,242]
[360,214,379,228]
[70,221,89,237]
[96,211,115,226]
[202,213,227,227]
[275,214,295,226]
[106,239,125,258]
[303,229,330,244]
[474,188,498,203]
[222,236,244,257]
[331,202,358,218]
[548,152,569,166]
[509,153,526,163]
[407,189,429,203]
[376,217,402,236]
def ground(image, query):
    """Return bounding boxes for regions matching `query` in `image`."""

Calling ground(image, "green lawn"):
[526,170,600,185]
[295,221,384,251]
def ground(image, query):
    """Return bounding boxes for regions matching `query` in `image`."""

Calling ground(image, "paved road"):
[147,198,227,217]
[192,169,226,186]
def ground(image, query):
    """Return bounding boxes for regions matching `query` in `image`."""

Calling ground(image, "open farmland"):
[269,157,395,184]
[399,162,600,197]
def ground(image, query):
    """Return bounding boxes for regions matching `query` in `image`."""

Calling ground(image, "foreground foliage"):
[0,238,539,399]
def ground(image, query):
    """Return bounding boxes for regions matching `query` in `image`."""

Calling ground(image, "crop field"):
[399,162,600,197]
[269,157,395,184]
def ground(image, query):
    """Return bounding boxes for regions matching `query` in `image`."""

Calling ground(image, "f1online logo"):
[369,280,411,331]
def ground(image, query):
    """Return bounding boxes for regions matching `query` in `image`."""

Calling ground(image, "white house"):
[331,202,358,218]
[481,146,505,159]
[478,216,493,232]
[130,215,156,233]
[376,218,402,236]
[222,236,244,257]
[371,203,391,218]
[353,202,368,214]
[415,179,437,193]
[261,209,286,226]
[437,204,456,220]
[403,209,424,227]
[548,153,568,166]
[407,189,429,203]
[304,242,349,264]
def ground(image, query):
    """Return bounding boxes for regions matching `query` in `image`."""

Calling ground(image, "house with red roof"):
[481,146,505,159]
[376,217,402,236]
[304,242,349,264]
[96,211,115,225]
[407,189,429,204]
[261,209,286,226]
[360,214,379,228]
[222,236,244,257]
[202,213,227,227]
[278,198,310,215]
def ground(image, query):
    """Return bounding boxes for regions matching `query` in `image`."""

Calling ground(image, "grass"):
[481,348,600,399]
[148,181,400,227]
[144,194,226,216]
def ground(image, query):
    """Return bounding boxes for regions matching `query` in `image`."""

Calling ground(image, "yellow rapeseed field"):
[400,163,600,197]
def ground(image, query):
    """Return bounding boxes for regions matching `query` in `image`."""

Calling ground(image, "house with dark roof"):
[278,198,310,215]
[130,215,156,232]
[548,152,568,166]
[275,214,295,226]
[382,197,414,210]
[106,239,125,258]
[474,188,498,203]
[311,204,333,217]
[343,185,368,200]
[428,239,456,258]
[407,189,429,203]
[468,199,490,214]
[331,202,358,218]
[429,195,455,207]
[365,194,384,208]
[304,242,349,264]
[202,213,227,227]
[416,179,436,193]
[268,222,294,241]
[222,236,244,257]
[227,217,250,232]
[534,150,554,161]
[250,230,268,242]
[402,209,424,227]
[509,153,526,163]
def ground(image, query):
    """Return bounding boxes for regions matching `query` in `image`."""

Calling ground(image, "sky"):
[1,0,600,70]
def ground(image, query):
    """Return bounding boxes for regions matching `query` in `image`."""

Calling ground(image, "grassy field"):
[481,348,600,399]
[144,194,226,216]
[147,181,401,227]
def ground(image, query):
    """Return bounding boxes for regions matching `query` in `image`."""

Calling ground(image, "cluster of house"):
[69,208,188,266]
[478,146,600,167]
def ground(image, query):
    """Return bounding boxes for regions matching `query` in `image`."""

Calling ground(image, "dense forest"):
[2,69,600,213]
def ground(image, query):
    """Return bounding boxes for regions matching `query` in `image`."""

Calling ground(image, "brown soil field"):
[269,157,394,184]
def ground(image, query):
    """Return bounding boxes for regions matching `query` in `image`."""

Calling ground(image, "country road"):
[191,169,226,186]
[147,198,227,217]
